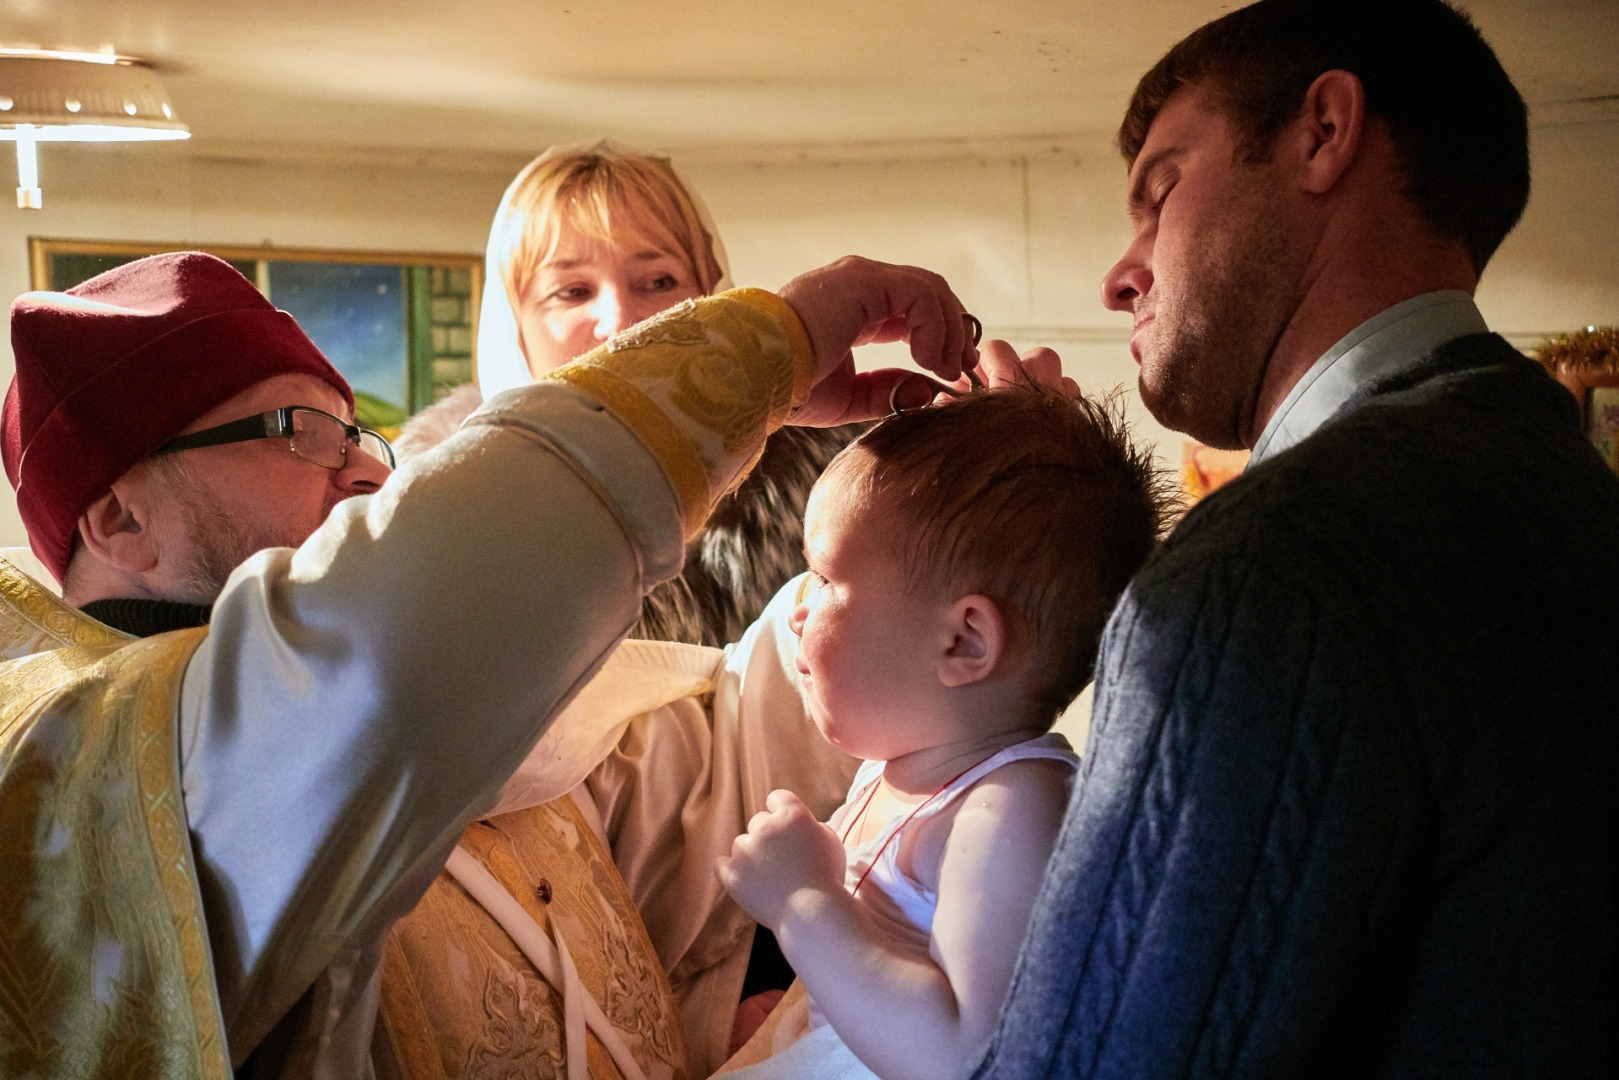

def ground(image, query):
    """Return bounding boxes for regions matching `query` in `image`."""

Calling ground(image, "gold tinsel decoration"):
[1535,326,1619,374]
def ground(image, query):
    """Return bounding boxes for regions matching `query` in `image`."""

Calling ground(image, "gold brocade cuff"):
[542,288,817,538]
[725,288,818,411]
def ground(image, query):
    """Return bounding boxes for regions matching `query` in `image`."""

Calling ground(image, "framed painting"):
[1588,386,1619,473]
[1537,326,1619,476]
[28,237,482,437]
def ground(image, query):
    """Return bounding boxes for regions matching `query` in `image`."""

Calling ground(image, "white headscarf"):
[475,139,734,400]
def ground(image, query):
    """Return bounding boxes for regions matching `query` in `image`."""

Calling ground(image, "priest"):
[0,250,975,1078]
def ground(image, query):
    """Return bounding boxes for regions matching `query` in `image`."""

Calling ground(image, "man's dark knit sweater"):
[973,334,1617,1078]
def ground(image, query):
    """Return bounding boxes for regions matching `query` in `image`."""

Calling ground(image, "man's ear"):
[1291,68,1366,196]
[937,594,1007,688]
[76,484,158,575]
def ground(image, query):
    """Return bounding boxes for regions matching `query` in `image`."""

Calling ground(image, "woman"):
[479,141,729,389]
[393,141,728,447]
[381,143,863,1080]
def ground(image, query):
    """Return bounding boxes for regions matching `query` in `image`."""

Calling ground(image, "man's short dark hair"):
[1119,0,1529,273]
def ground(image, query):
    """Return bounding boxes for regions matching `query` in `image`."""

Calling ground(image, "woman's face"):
[517,232,704,375]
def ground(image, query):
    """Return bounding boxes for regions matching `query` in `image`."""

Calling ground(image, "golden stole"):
[0,561,225,1078]
[380,798,688,1080]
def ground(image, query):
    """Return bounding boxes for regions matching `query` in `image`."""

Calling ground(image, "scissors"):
[887,313,987,416]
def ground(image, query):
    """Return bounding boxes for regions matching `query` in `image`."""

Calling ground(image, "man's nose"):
[335,447,391,493]
[1102,239,1153,313]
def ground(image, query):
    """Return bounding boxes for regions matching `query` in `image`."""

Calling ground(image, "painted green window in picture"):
[37,242,480,433]
[412,265,475,408]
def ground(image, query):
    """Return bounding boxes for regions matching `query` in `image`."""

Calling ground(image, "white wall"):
[2,115,1616,560]
[686,146,1170,494]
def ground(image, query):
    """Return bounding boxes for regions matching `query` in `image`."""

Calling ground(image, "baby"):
[716,381,1168,1080]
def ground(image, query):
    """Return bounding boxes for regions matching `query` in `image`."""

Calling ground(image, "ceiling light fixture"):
[0,48,189,209]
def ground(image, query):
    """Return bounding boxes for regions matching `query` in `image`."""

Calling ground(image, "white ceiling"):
[3,0,1616,165]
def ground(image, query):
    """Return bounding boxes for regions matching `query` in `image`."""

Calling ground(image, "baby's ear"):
[937,594,1006,688]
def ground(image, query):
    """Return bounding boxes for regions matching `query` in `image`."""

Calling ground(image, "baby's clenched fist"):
[715,789,846,929]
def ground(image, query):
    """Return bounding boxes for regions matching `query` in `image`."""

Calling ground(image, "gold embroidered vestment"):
[0,560,227,1078]
[378,799,688,1080]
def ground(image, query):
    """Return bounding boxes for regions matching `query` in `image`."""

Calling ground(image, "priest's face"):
[1101,85,1308,450]
[517,231,703,376]
[145,373,391,602]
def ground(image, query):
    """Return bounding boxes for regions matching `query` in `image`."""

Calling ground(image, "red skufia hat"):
[2,251,353,583]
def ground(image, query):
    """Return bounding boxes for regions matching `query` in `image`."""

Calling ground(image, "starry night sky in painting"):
[268,262,408,409]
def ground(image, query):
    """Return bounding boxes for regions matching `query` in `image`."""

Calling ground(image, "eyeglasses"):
[154,405,396,470]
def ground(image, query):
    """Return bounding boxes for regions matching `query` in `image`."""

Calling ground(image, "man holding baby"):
[958,2,1616,1077]
[725,2,1614,1079]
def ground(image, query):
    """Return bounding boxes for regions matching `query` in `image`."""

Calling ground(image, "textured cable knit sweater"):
[972,334,1618,1079]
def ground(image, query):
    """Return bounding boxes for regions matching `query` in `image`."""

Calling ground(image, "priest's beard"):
[1136,181,1305,450]
[166,466,318,604]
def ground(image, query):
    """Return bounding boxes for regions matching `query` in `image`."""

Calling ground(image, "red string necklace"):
[840,763,976,896]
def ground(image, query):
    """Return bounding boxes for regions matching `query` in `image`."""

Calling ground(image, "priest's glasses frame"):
[153,405,397,470]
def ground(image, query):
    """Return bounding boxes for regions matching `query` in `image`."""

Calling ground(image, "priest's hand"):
[974,338,1079,396]
[779,257,977,426]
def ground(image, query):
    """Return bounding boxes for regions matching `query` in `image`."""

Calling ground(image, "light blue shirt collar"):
[1248,290,1488,467]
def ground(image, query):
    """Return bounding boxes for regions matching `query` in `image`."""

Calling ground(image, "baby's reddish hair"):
[820,383,1171,722]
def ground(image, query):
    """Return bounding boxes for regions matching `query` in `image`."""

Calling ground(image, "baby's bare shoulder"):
[960,757,1074,816]
[906,758,1074,884]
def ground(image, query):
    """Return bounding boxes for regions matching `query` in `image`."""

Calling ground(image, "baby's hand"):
[716,789,847,929]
